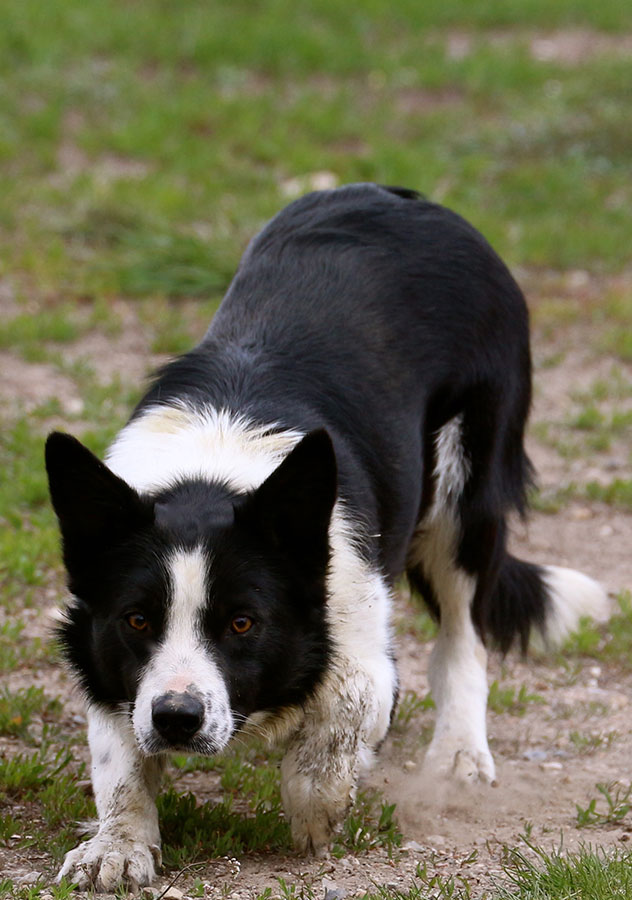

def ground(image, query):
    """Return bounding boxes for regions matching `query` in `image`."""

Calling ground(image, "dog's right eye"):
[126,612,149,632]
[230,615,254,635]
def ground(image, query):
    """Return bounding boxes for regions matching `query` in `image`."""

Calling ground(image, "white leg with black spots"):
[57,706,164,891]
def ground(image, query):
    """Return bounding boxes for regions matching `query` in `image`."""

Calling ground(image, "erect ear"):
[244,429,337,570]
[45,432,152,574]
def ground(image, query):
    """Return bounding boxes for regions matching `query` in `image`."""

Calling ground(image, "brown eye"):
[230,615,253,635]
[126,612,149,632]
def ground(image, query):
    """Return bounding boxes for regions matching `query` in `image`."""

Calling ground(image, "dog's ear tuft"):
[45,432,152,564]
[245,429,337,571]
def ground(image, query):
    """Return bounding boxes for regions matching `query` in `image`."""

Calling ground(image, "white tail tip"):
[542,565,611,646]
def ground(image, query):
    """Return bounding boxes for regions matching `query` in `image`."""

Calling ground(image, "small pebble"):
[63,397,85,416]
[403,840,424,852]
[323,878,346,900]
[523,749,548,761]
[163,888,184,900]
[426,834,446,846]
[570,506,592,520]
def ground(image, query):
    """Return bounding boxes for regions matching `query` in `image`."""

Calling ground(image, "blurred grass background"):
[1,0,632,308]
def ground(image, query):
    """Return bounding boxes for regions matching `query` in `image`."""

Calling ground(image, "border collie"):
[46,184,607,891]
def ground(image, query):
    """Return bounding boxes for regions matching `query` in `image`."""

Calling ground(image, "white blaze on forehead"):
[153,545,212,694]
[165,545,208,646]
[132,545,234,751]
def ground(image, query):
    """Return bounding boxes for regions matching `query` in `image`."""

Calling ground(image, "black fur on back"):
[135,183,546,651]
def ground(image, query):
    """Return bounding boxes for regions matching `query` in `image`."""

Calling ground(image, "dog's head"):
[45,429,336,755]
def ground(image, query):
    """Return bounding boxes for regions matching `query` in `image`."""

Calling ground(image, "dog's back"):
[134,184,531,583]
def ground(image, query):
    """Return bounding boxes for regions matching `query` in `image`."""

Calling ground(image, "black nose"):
[151,692,205,744]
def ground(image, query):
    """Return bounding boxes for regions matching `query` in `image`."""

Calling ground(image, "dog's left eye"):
[126,612,150,632]
[230,615,253,635]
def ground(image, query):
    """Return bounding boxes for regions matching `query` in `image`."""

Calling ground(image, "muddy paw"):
[281,764,353,855]
[424,739,496,786]
[57,832,161,891]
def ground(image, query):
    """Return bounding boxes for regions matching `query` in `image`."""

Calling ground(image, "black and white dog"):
[46,184,607,890]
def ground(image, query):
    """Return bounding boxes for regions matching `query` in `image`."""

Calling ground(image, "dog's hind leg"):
[407,415,496,784]
[57,706,165,890]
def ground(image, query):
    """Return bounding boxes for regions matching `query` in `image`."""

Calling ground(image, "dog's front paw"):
[282,765,355,854]
[288,803,340,856]
[57,832,161,891]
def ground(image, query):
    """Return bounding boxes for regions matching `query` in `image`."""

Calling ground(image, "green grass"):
[0,743,93,860]
[563,592,632,665]
[0,886,47,900]
[576,782,632,828]
[357,845,632,900]
[0,687,62,740]
[394,690,435,729]
[0,416,65,606]
[158,788,292,867]
[569,729,618,755]
[488,681,545,716]
[336,794,401,858]
[398,598,439,642]
[529,360,632,482]
[0,309,80,354]
[494,844,632,899]
[0,622,27,672]
[585,478,632,510]
[530,477,632,514]
[159,782,402,868]
[2,0,632,313]
[0,880,75,900]
[168,739,401,865]
[173,740,283,809]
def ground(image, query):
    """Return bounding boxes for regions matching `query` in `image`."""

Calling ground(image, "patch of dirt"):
[394,87,464,115]
[444,28,632,65]
[512,506,630,598]
[54,145,153,189]
[51,108,153,189]
[58,319,157,385]
[386,609,632,852]
[0,352,83,415]
[528,30,632,65]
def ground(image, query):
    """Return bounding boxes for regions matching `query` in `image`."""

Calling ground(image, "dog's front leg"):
[280,659,392,854]
[58,705,165,891]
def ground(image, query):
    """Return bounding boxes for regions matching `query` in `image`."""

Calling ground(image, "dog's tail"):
[484,554,610,654]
